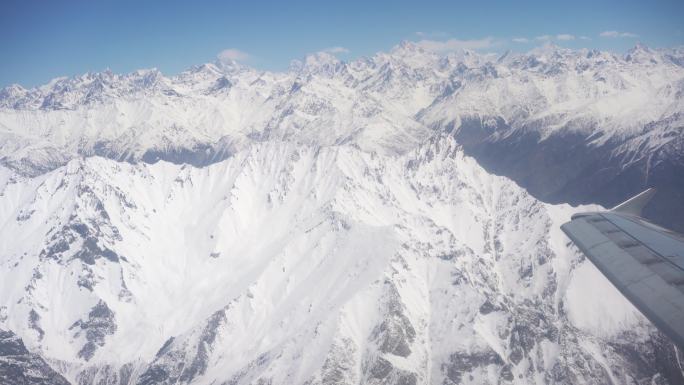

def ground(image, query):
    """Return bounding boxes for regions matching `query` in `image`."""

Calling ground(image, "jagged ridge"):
[0,138,682,384]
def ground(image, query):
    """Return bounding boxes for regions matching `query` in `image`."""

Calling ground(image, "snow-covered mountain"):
[1,42,683,384]
[1,43,680,170]
[1,138,681,384]
[1,41,682,229]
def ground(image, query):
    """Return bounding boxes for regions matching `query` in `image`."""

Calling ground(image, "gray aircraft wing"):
[561,188,684,350]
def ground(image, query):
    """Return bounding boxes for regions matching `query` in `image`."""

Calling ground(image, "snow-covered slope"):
[2,43,681,176]
[415,44,684,232]
[421,44,684,139]
[1,42,684,384]
[0,138,681,384]
[1,42,683,228]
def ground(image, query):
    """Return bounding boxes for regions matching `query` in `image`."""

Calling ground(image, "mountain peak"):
[528,43,569,58]
[1,83,27,94]
[214,58,246,74]
[292,51,344,77]
[189,62,223,75]
[392,40,426,54]
[625,42,660,64]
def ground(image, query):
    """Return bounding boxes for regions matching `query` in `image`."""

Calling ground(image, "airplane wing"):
[561,188,684,350]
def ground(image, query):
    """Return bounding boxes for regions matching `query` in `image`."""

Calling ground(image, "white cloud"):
[600,30,639,38]
[529,34,583,42]
[415,37,496,52]
[217,49,250,63]
[512,37,529,43]
[416,31,448,38]
[323,46,350,54]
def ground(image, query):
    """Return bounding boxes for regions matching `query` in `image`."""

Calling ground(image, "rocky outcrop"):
[0,329,71,385]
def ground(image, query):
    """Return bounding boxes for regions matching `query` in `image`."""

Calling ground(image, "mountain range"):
[0,42,683,384]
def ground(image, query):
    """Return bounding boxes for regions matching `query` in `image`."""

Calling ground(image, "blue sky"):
[1,0,683,88]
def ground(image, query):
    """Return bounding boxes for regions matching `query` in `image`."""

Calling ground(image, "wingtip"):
[610,188,657,217]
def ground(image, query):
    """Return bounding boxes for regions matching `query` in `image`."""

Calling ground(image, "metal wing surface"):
[561,189,684,349]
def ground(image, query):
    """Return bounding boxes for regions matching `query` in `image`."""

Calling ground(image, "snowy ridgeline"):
[0,42,682,177]
[1,138,680,385]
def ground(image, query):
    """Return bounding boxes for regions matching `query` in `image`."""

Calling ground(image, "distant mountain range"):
[2,41,683,230]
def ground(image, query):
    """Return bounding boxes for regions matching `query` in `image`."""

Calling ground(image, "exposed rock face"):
[137,309,227,385]
[370,282,416,358]
[0,329,71,385]
[70,301,117,361]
